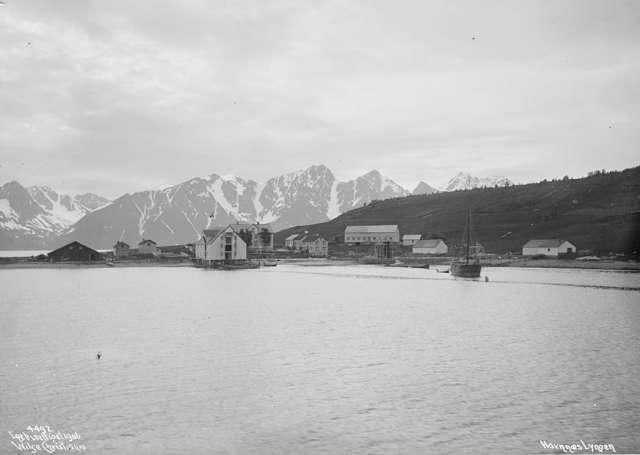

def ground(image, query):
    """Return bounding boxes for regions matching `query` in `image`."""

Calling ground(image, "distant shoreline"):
[0,257,638,272]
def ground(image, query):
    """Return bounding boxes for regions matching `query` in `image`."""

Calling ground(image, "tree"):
[238,229,252,247]
[259,228,272,246]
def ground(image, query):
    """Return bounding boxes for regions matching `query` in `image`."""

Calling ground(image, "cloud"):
[0,0,638,196]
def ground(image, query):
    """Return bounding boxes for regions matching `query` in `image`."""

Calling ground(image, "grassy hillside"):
[276,166,640,255]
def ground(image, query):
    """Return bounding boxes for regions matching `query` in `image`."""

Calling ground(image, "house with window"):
[402,234,422,246]
[522,239,576,257]
[138,239,158,255]
[113,241,130,258]
[195,225,248,264]
[302,234,329,257]
[413,239,448,255]
[284,233,300,249]
[344,225,400,245]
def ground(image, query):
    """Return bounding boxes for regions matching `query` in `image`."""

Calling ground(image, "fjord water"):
[1,265,639,454]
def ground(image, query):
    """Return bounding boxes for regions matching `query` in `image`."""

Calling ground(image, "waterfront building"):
[195,225,247,263]
[48,241,104,262]
[138,239,158,255]
[522,239,576,257]
[113,241,130,258]
[302,234,329,257]
[413,239,448,255]
[344,225,400,245]
[402,234,422,246]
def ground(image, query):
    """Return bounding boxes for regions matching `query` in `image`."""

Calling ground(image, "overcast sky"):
[0,0,638,198]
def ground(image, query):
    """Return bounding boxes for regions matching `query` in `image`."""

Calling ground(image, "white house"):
[413,239,448,255]
[522,239,576,257]
[344,225,400,244]
[402,234,422,246]
[284,233,300,249]
[302,234,329,257]
[195,225,247,262]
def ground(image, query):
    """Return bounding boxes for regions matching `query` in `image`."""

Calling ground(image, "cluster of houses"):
[342,224,576,257]
[343,224,449,255]
[284,232,329,257]
[113,239,159,258]
[41,218,577,264]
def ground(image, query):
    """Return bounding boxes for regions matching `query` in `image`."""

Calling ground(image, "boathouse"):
[402,234,422,246]
[344,225,400,245]
[194,225,247,264]
[48,241,104,262]
[113,241,130,258]
[522,239,576,257]
[413,239,448,255]
[138,239,158,255]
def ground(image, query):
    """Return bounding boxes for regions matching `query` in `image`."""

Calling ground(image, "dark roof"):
[138,239,157,245]
[203,228,225,240]
[48,241,101,256]
[523,239,572,248]
[113,241,130,248]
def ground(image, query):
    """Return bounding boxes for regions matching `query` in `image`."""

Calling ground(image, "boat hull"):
[450,263,482,278]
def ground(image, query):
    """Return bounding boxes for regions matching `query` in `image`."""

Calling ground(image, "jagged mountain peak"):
[413,181,438,195]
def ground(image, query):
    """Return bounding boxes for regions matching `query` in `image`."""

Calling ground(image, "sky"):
[0,0,638,198]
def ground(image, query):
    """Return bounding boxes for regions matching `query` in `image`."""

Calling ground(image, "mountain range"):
[276,166,640,255]
[0,166,512,249]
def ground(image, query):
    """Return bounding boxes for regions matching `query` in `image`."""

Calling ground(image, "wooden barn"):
[48,241,104,262]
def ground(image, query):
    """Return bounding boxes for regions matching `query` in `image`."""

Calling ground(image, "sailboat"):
[450,209,482,278]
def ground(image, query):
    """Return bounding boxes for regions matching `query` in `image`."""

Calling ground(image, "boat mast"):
[465,208,470,264]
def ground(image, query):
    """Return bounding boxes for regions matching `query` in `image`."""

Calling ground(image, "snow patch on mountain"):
[442,172,513,192]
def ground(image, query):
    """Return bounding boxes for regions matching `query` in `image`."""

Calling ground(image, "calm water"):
[1,264,639,454]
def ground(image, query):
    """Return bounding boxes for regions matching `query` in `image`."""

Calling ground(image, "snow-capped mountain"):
[442,172,513,192]
[54,166,409,249]
[412,181,438,195]
[0,181,109,249]
[1,167,512,249]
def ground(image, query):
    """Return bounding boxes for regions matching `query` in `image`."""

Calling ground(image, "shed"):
[522,239,576,257]
[413,239,448,255]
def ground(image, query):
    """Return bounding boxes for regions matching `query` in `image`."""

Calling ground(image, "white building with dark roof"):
[413,239,448,255]
[344,225,400,244]
[522,239,576,257]
[195,225,247,262]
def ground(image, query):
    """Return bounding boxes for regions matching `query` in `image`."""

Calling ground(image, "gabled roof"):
[114,241,130,248]
[285,233,300,241]
[345,225,399,233]
[402,234,422,240]
[523,239,572,248]
[202,225,246,245]
[49,241,101,256]
[138,239,157,245]
[414,239,445,248]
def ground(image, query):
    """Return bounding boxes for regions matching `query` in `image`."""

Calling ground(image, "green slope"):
[276,166,640,254]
